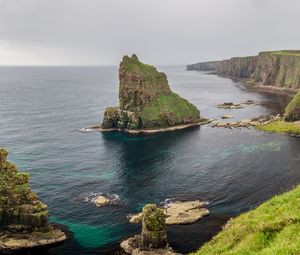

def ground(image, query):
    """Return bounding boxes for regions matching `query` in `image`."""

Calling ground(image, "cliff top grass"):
[261,50,300,56]
[256,120,300,134]
[190,184,300,255]
[121,54,167,78]
[140,92,200,127]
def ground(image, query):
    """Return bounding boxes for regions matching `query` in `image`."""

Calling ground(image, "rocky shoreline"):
[96,118,212,134]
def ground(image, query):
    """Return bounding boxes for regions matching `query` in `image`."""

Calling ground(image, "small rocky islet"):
[0,148,66,252]
[100,54,208,134]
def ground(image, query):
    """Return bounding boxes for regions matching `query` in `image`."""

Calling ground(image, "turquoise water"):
[0,66,299,255]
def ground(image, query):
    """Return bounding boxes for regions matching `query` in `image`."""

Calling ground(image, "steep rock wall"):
[253,51,300,89]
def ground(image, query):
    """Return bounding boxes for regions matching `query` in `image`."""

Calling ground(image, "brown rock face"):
[253,51,300,89]
[216,56,258,78]
[141,204,167,249]
[119,54,171,112]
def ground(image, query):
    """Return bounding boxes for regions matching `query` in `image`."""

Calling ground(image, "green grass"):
[285,91,300,121]
[256,120,300,134]
[140,93,200,128]
[122,54,162,76]
[261,50,300,56]
[190,185,300,255]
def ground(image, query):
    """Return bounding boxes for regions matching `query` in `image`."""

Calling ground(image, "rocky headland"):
[100,54,208,134]
[0,148,66,251]
[187,50,300,93]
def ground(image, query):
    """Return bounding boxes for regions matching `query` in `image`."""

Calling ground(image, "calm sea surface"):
[0,66,299,255]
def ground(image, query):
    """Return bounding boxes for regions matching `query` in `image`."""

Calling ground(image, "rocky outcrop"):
[187,50,300,89]
[102,54,202,132]
[129,200,209,225]
[0,148,66,251]
[285,91,300,121]
[121,204,180,255]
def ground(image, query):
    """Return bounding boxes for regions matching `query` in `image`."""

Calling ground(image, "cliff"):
[216,56,258,78]
[285,90,300,121]
[0,148,66,250]
[190,184,300,255]
[187,50,300,89]
[253,51,300,89]
[102,54,202,131]
[186,61,219,71]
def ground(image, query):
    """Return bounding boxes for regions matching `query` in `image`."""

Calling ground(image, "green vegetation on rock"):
[285,91,300,121]
[0,148,49,230]
[102,54,201,130]
[190,185,300,255]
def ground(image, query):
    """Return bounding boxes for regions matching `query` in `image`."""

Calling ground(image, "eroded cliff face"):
[216,56,258,78]
[187,61,219,71]
[253,51,300,89]
[187,50,300,89]
[102,54,201,130]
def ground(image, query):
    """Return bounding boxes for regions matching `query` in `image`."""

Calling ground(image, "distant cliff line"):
[187,50,300,90]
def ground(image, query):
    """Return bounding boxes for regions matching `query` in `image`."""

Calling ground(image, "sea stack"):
[101,54,203,133]
[0,148,66,251]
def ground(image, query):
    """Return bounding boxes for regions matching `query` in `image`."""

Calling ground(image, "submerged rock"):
[101,54,203,132]
[0,148,66,251]
[217,102,244,109]
[221,115,234,119]
[129,200,209,225]
[94,196,110,207]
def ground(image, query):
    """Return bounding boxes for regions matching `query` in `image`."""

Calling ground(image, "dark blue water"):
[0,66,299,255]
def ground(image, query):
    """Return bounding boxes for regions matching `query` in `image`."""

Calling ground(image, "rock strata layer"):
[0,148,66,251]
[102,54,202,131]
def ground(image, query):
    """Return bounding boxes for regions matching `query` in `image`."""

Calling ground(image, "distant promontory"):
[101,54,207,134]
[187,50,300,91]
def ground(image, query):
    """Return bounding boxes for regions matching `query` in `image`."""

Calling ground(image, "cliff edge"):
[187,50,300,90]
[102,54,202,132]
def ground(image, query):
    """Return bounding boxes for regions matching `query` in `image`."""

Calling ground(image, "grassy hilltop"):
[191,185,300,255]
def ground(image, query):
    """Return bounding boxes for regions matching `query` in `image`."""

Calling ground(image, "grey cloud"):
[0,0,299,65]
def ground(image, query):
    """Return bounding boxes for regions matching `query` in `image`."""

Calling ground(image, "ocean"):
[0,66,299,255]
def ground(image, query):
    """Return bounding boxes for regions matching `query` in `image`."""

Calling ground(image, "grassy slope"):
[257,120,300,134]
[140,93,200,127]
[262,50,300,56]
[191,185,300,255]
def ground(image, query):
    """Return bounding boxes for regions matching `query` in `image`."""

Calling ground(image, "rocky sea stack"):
[101,54,203,133]
[0,148,66,251]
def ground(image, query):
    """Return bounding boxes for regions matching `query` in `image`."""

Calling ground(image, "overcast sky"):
[0,0,299,65]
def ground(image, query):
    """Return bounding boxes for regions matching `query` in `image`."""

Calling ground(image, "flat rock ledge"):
[121,235,181,255]
[129,200,209,225]
[211,114,281,129]
[0,228,66,251]
[85,118,212,135]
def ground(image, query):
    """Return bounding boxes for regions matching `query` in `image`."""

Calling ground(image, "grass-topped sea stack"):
[101,54,203,133]
[0,148,66,250]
